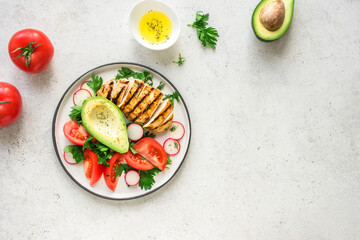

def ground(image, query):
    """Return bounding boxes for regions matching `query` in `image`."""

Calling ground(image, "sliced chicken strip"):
[144,99,172,130]
[133,92,163,124]
[96,78,116,100]
[110,79,129,107]
[152,112,173,133]
[121,80,145,116]
[126,84,154,121]
[118,79,135,108]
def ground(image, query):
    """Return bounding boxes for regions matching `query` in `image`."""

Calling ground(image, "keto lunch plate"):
[52,62,191,200]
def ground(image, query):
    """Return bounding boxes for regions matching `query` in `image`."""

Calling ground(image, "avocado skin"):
[251,0,295,42]
[81,96,129,153]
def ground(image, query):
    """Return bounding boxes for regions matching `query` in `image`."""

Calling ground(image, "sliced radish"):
[127,123,144,141]
[73,89,92,106]
[125,170,140,186]
[63,151,78,165]
[168,121,185,140]
[163,138,181,156]
[80,81,95,96]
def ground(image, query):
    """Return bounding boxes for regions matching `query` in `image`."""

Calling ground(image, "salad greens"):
[163,91,180,106]
[64,145,85,163]
[83,137,112,166]
[87,74,103,93]
[115,67,153,86]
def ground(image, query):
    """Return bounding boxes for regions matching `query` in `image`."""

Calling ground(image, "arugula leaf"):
[163,91,180,106]
[139,168,161,190]
[83,137,112,166]
[115,68,153,86]
[156,82,165,90]
[64,145,85,163]
[87,74,103,93]
[173,54,185,66]
[188,11,219,49]
[69,105,82,123]
[114,164,132,179]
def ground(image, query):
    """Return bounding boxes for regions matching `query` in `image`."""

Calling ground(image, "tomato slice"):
[133,137,167,171]
[83,150,104,186]
[104,153,126,191]
[124,151,154,171]
[63,120,90,146]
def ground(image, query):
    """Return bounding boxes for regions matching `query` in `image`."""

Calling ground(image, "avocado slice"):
[252,0,294,42]
[81,97,129,153]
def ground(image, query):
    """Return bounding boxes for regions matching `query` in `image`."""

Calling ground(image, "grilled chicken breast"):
[151,112,173,133]
[96,79,116,100]
[133,90,163,124]
[121,79,145,116]
[144,99,172,130]
[96,76,173,132]
[110,79,129,107]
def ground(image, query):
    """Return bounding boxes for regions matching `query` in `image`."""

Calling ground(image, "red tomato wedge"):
[133,138,167,171]
[83,150,103,186]
[104,153,125,191]
[124,151,154,171]
[63,120,90,146]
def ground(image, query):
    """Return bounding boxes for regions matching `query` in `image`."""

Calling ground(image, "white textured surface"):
[1,0,360,239]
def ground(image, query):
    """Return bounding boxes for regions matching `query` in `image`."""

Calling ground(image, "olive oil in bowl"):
[139,10,172,44]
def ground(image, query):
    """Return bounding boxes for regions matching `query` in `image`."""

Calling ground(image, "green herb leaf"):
[116,67,135,79]
[69,105,82,123]
[115,68,153,86]
[167,155,172,165]
[114,164,132,179]
[64,145,85,163]
[170,125,177,132]
[83,137,112,166]
[156,82,165,90]
[163,91,180,106]
[87,74,103,93]
[144,131,156,138]
[173,54,185,66]
[139,168,161,190]
[188,11,219,49]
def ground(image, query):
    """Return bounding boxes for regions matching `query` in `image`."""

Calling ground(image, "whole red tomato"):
[0,82,22,127]
[8,29,54,74]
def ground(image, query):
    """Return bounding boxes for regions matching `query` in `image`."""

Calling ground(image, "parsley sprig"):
[69,105,82,123]
[188,11,219,49]
[87,74,103,93]
[114,164,132,179]
[64,145,85,163]
[156,82,165,90]
[173,54,185,66]
[83,137,112,166]
[115,67,153,86]
[163,91,180,106]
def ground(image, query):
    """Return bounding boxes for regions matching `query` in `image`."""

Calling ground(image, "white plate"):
[52,62,191,200]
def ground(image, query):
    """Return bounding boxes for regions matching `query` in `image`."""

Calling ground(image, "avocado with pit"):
[252,0,294,42]
[81,97,129,153]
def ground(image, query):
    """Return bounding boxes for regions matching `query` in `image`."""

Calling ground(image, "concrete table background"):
[1,0,359,239]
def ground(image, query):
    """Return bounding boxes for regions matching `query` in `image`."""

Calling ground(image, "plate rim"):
[52,62,192,201]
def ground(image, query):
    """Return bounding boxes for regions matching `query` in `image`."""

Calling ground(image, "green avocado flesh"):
[252,0,294,41]
[81,97,129,153]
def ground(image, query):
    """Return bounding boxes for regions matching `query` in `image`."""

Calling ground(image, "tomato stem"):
[0,101,10,104]
[12,41,43,69]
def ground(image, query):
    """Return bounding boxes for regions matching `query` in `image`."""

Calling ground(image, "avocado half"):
[81,97,129,153]
[252,0,294,42]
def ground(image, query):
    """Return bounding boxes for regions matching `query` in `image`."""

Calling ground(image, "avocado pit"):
[259,0,285,31]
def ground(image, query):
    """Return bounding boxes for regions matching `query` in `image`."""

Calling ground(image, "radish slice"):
[127,123,144,141]
[163,138,181,156]
[73,89,92,106]
[63,151,78,165]
[125,170,140,186]
[80,81,95,96]
[168,121,185,140]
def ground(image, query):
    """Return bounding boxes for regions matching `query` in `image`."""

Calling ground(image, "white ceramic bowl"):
[129,0,180,50]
